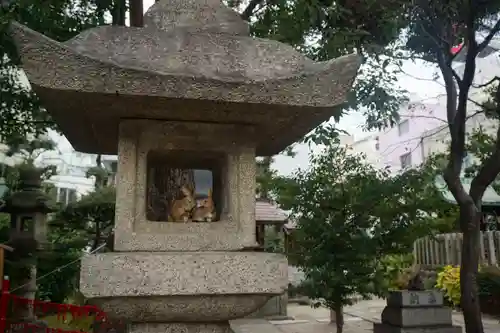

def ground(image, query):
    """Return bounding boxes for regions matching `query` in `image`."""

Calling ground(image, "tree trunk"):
[459,202,484,333]
[334,304,344,333]
[129,0,144,27]
[147,163,195,221]
[112,0,127,26]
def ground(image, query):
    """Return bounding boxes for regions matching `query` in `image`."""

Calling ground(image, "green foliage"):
[436,265,461,307]
[478,266,500,296]
[378,254,414,292]
[233,0,411,130]
[0,0,124,146]
[436,265,500,314]
[405,1,500,62]
[477,266,500,316]
[38,181,116,301]
[464,127,500,195]
[36,228,87,303]
[263,226,284,253]
[2,138,58,195]
[288,143,446,319]
[53,186,116,252]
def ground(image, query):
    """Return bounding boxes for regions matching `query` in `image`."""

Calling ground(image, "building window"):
[400,152,412,169]
[56,187,78,205]
[68,166,86,177]
[398,120,409,136]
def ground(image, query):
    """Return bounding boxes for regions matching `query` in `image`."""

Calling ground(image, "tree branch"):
[477,19,500,54]
[436,51,458,138]
[442,1,477,206]
[469,84,500,204]
[472,76,500,89]
[469,125,500,203]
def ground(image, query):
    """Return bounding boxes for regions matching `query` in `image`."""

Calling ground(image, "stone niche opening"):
[146,149,225,223]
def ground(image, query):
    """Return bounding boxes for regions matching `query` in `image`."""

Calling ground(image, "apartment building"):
[339,134,383,168]
[372,39,500,173]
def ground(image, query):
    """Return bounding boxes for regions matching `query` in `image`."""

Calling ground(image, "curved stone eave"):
[10,21,361,108]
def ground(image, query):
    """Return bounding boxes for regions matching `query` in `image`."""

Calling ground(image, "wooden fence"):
[414,231,500,267]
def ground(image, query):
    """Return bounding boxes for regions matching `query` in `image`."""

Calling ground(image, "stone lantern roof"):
[10,0,361,156]
[0,164,56,214]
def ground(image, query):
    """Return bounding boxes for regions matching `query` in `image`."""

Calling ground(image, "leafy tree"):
[0,0,129,147]
[43,157,115,301]
[402,2,500,330]
[2,138,57,190]
[288,143,451,333]
[36,227,88,303]
[52,186,116,253]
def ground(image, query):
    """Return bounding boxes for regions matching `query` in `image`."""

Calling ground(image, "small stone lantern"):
[1,164,55,249]
[0,164,55,321]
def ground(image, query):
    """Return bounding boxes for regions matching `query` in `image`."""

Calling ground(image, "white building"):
[0,63,102,204]
[0,134,100,205]
[37,149,98,205]
[339,134,383,168]
[362,37,500,173]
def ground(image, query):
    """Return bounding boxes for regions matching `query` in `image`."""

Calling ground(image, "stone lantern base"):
[81,252,287,333]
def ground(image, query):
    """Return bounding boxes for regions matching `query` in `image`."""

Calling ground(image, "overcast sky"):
[52,0,448,176]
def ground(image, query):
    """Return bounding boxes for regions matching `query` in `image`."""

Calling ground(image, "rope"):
[9,243,107,293]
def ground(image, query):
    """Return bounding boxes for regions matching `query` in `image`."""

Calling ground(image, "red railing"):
[0,278,110,333]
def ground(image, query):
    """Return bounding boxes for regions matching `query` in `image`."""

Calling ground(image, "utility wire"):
[9,243,107,293]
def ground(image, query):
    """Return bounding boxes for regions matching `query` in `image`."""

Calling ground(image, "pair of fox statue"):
[167,185,216,223]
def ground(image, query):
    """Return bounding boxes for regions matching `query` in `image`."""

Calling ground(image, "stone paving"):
[270,299,500,333]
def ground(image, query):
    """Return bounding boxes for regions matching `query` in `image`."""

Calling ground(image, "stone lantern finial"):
[143,0,250,35]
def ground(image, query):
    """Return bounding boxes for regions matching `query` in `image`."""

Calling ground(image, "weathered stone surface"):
[230,319,283,333]
[114,120,258,252]
[381,307,452,327]
[81,252,287,298]
[374,323,462,333]
[129,322,231,333]
[89,294,270,322]
[387,290,443,308]
[80,252,287,321]
[9,0,360,156]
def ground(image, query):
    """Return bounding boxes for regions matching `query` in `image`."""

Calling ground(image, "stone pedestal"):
[374,291,462,333]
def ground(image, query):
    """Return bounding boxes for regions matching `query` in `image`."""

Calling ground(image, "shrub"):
[372,253,418,295]
[477,266,500,316]
[435,265,500,315]
[436,265,461,307]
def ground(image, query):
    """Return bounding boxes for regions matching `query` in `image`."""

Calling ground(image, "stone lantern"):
[0,164,55,320]
[10,0,361,332]
[1,164,54,250]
